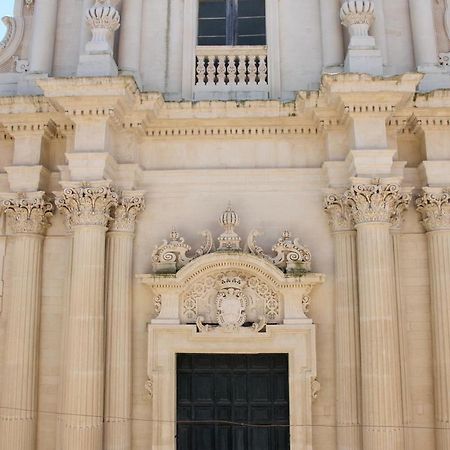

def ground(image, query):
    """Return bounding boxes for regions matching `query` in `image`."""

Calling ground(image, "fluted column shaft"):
[56,184,118,450]
[319,0,344,71]
[417,188,450,449]
[334,230,362,449]
[0,195,52,450]
[408,0,438,69]
[118,0,143,77]
[345,180,410,450]
[324,193,361,450]
[29,0,59,74]
[104,193,144,450]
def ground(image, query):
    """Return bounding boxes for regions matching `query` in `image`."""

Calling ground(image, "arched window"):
[198,0,266,46]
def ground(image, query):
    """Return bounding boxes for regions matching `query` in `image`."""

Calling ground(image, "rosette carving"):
[416,188,450,232]
[2,194,53,234]
[110,192,145,232]
[344,180,411,225]
[55,184,118,228]
[323,193,354,232]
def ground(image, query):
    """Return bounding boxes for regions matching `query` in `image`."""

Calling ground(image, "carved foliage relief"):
[180,270,281,325]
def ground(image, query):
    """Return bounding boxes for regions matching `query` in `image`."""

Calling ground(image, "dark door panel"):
[176,353,290,450]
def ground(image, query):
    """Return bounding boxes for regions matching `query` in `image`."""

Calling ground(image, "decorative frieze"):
[345,179,411,225]
[2,194,53,234]
[323,192,354,232]
[55,183,118,228]
[109,192,145,232]
[416,188,450,231]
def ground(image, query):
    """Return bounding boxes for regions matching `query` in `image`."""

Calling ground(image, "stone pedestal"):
[104,193,144,450]
[0,194,52,450]
[345,179,410,450]
[416,188,450,450]
[324,193,362,450]
[56,183,118,450]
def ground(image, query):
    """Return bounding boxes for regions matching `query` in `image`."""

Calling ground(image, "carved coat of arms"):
[216,276,247,330]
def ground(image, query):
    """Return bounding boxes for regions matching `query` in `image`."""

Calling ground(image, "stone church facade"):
[0,1,450,450]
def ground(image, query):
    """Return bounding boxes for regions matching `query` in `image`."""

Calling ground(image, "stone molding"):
[323,192,354,232]
[416,187,450,231]
[109,191,145,233]
[2,193,53,234]
[344,178,411,225]
[55,182,118,228]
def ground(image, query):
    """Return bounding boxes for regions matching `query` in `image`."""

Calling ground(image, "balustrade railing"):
[194,46,269,99]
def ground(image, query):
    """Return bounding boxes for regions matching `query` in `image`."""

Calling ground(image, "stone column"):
[55,183,118,450]
[345,179,410,450]
[118,0,143,79]
[0,193,52,450]
[104,192,145,450]
[319,0,344,72]
[408,0,439,69]
[416,187,450,450]
[29,0,59,74]
[324,193,362,450]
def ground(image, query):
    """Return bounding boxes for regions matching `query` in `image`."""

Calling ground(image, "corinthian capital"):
[323,192,354,232]
[2,193,53,234]
[55,182,118,228]
[109,191,145,232]
[344,179,411,226]
[416,188,450,232]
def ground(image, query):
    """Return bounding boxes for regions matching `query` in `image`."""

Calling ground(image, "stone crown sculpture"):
[152,205,312,275]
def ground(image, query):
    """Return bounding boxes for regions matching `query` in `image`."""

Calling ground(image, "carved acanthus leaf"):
[323,193,354,232]
[416,188,450,231]
[344,179,411,225]
[110,192,145,232]
[55,184,118,228]
[2,194,53,234]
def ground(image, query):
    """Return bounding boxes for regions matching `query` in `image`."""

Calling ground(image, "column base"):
[77,54,118,77]
[344,48,383,76]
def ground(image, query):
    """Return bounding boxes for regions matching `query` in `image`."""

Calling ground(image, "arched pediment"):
[138,206,325,331]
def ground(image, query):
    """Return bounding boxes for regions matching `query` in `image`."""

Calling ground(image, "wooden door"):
[177,353,290,450]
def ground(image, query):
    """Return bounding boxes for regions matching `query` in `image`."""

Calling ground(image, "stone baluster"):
[104,192,145,450]
[408,0,439,70]
[345,178,410,450]
[0,193,53,450]
[216,55,227,87]
[324,193,362,450]
[55,183,118,450]
[29,0,59,74]
[118,0,143,80]
[206,55,216,86]
[416,187,450,450]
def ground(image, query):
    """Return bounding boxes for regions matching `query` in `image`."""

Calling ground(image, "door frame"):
[147,324,317,450]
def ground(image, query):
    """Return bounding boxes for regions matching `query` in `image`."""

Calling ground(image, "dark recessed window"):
[198,0,266,46]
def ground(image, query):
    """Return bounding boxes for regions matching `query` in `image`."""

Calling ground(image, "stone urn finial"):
[85,0,120,55]
[218,204,242,251]
[340,0,375,48]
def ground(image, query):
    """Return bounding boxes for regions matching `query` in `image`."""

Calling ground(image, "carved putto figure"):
[152,205,312,275]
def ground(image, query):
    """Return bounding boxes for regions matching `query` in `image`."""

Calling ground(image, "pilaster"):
[345,178,411,450]
[0,192,53,450]
[323,192,362,450]
[55,182,118,450]
[104,191,145,450]
[416,187,450,450]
